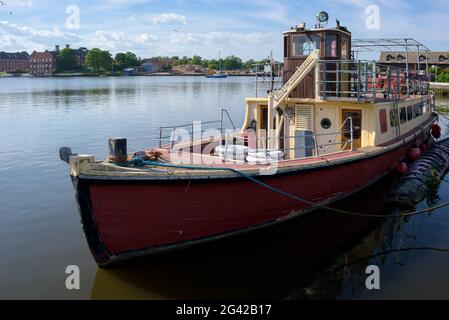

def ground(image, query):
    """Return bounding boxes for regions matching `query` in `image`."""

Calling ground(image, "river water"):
[1,76,448,299]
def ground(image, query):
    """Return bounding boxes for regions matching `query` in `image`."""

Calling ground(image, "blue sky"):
[0,0,448,60]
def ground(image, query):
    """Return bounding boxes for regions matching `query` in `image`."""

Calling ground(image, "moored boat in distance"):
[205,50,228,78]
[205,73,228,79]
[61,13,438,267]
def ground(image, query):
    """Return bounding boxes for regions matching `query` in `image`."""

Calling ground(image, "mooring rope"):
[129,158,449,219]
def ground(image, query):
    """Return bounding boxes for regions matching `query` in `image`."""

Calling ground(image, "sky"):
[0,0,448,60]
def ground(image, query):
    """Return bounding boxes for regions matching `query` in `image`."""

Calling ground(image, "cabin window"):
[414,103,423,118]
[292,34,320,56]
[341,38,349,59]
[407,106,413,121]
[379,109,388,133]
[390,109,399,127]
[321,118,332,129]
[400,107,407,124]
[325,35,338,58]
[284,37,288,58]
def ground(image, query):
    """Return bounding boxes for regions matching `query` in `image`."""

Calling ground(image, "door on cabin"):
[258,105,268,149]
[341,109,362,150]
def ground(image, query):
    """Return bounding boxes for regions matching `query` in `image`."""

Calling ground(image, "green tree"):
[243,59,255,70]
[56,48,77,71]
[85,48,113,72]
[222,55,243,70]
[207,59,219,70]
[190,55,202,66]
[114,52,140,71]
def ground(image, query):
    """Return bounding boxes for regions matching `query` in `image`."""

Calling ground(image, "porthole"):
[321,118,332,129]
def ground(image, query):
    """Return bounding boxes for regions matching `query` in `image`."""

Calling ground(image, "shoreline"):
[1,72,257,78]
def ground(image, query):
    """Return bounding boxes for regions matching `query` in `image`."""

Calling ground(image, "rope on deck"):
[129,157,449,219]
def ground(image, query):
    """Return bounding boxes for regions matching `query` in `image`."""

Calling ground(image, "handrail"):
[272,49,319,109]
[316,58,431,101]
[322,117,354,153]
[221,109,237,132]
[158,109,237,148]
[222,117,354,159]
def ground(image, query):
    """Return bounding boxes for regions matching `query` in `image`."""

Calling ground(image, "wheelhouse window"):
[325,35,338,58]
[292,34,320,56]
[341,38,349,59]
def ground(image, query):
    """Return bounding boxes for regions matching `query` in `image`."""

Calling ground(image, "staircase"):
[272,49,319,109]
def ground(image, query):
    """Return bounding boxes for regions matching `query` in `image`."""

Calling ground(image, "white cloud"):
[0,20,80,51]
[150,13,187,25]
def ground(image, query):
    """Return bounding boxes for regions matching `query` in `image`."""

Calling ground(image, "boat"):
[205,73,228,79]
[205,51,228,79]
[60,13,438,267]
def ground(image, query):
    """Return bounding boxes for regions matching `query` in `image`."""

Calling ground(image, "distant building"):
[141,58,171,73]
[74,47,88,67]
[29,50,57,75]
[123,68,137,76]
[379,51,449,72]
[0,51,30,73]
[55,45,89,68]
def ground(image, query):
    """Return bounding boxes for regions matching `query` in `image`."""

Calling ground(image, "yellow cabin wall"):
[243,96,433,155]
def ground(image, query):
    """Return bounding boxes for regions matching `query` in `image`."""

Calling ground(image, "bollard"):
[108,138,128,163]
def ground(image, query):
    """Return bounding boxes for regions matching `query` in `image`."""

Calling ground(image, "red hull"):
[75,130,431,266]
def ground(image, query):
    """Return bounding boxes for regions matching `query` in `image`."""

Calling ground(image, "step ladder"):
[272,49,319,109]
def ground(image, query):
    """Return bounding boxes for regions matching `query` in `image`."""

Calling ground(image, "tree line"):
[55,47,267,73]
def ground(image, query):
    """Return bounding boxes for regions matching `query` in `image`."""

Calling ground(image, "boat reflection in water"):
[90,172,427,300]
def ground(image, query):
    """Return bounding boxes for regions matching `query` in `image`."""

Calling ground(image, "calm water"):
[1,76,449,300]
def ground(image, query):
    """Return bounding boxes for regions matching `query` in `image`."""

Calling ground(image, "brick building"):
[29,50,57,75]
[141,58,171,73]
[74,47,88,67]
[0,51,30,73]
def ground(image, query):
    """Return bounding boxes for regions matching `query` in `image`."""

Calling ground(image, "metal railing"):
[221,117,355,161]
[157,109,237,148]
[316,59,431,102]
[157,112,355,162]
